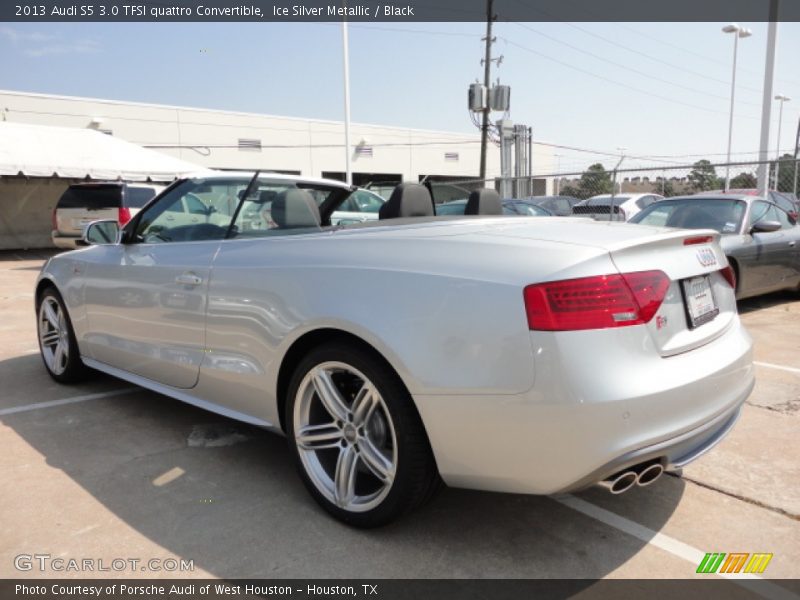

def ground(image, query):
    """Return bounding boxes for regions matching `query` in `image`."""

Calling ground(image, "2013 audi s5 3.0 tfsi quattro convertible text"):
[35,172,754,527]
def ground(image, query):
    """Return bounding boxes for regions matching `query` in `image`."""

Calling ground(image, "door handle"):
[175,273,203,286]
[789,241,796,247]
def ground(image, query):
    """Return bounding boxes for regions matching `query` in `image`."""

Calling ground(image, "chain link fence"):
[418,158,800,209]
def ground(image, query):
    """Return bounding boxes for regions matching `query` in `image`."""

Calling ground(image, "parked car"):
[629,194,800,299]
[36,173,753,527]
[51,182,165,249]
[517,195,580,216]
[577,193,664,221]
[697,189,799,221]
[435,198,552,216]
[330,188,385,225]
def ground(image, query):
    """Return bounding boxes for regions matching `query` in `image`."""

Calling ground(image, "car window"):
[557,199,570,214]
[135,179,243,243]
[352,190,384,213]
[57,185,121,209]
[631,199,746,233]
[774,205,795,229]
[749,201,779,228]
[768,192,795,214]
[125,186,158,209]
[636,196,656,209]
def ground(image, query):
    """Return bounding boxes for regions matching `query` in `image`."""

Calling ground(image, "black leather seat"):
[465,188,502,215]
[271,189,321,228]
[379,183,434,219]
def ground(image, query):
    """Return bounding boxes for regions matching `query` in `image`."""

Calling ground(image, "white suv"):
[51,182,165,249]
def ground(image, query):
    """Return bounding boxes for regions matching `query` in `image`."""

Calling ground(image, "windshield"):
[133,176,343,242]
[629,198,746,234]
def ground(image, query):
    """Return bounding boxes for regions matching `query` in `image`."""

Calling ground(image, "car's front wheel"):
[286,342,440,527]
[37,287,89,383]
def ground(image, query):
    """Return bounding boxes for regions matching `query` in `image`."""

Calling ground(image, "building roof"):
[0,121,207,181]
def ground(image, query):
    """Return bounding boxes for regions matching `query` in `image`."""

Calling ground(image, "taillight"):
[118,207,132,226]
[523,270,670,331]
[683,235,713,245]
[720,265,736,290]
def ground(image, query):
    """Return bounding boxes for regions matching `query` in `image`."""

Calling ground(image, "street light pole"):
[774,94,791,190]
[722,24,752,191]
[342,20,352,186]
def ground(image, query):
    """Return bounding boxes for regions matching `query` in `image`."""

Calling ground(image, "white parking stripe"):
[0,388,137,416]
[754,361,800,375]
[554,494,798,600]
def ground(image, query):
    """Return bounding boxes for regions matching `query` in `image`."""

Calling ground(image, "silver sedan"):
[629,194,800,300]
[35,173,754,527]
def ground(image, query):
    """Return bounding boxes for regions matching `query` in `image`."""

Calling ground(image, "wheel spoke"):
[334,445,359,507]
[41,330,60,347]
[311,368,350,422]
[351,383,379,428]
[53,342,66,371]
[43,301,60,329]
[296,422,343,450]
[358,437,394,484]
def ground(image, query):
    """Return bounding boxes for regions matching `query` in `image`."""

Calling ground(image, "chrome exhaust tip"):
[599,470,638,494]
[635,463,664,487]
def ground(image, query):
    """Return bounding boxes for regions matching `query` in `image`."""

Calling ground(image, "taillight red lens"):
[118,207,132,226]
[720,265,736,289]
[683,235,713,245]
[523,270,670,331]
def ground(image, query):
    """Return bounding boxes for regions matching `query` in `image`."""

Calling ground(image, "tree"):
[771,154,798,193]
[730,172,757,189]
[571,163,613,199]
[688,160,722,192]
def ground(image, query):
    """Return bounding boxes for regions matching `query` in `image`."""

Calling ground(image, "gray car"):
[629,195,800,300]
[35,173,754,527]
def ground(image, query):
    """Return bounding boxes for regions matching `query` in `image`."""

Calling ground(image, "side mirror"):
[750,220,782,234]
[83,220,121,245]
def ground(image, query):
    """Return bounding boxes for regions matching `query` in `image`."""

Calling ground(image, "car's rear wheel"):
[37,288,89,383]
[286,341,440,527]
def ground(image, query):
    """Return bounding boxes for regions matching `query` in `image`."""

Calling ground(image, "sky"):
[1,20,799,175]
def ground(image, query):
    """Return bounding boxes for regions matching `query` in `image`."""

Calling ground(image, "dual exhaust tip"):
[599,462,665,495]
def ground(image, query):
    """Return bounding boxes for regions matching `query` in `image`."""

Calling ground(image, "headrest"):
[465,188,502,215]
[271,189,321,228]
[379,183,434,219]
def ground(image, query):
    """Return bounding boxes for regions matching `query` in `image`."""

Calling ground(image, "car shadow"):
[1,359,686,580]
[738,289,799,314]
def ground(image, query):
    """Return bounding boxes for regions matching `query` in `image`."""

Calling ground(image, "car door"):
[737,201,794,293]
[82,180,240,389]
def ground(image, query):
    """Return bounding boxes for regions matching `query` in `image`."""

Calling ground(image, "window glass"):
[774,206,795,229]
[135,179,243,243]
[57,185,121,209]
[749,201,778,228]
[125,186,158,208]
[630,199,746,233]
[351,190,385,213]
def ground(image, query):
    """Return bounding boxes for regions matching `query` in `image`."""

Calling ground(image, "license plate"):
[682,275,718,328]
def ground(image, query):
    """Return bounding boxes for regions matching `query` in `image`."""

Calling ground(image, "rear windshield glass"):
[57,185,122,209]
[630,199,746,233]
[125,186,158,208]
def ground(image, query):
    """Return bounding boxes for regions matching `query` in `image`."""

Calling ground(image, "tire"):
[36,287,90,383]
[286,341,440,527]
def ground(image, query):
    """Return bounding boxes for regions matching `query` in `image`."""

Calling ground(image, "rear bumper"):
[414,316,754,495]
[51,232,82,249]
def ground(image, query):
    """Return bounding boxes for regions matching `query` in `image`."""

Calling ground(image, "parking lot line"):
[554,494,798,600]
[0,388,137,416]
[754,361,800,376]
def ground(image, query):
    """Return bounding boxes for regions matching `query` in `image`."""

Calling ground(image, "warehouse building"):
[0,89,552,249]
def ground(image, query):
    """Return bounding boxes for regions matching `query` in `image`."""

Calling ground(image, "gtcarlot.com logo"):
[696,552,773,574]
[14,554,194,573]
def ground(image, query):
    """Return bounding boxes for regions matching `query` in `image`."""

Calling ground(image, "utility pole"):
[756,0,780,196]
[793,118,799,195]
[479,0,495,181]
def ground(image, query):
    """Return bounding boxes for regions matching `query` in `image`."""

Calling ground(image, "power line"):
[511,22,761,108]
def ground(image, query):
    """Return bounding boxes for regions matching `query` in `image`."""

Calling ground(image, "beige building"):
[0,89,510,186]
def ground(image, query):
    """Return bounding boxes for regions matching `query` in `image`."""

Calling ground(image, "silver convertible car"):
[36,172,754,527]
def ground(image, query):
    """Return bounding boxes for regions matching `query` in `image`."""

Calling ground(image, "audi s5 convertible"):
[35,172,754,527]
